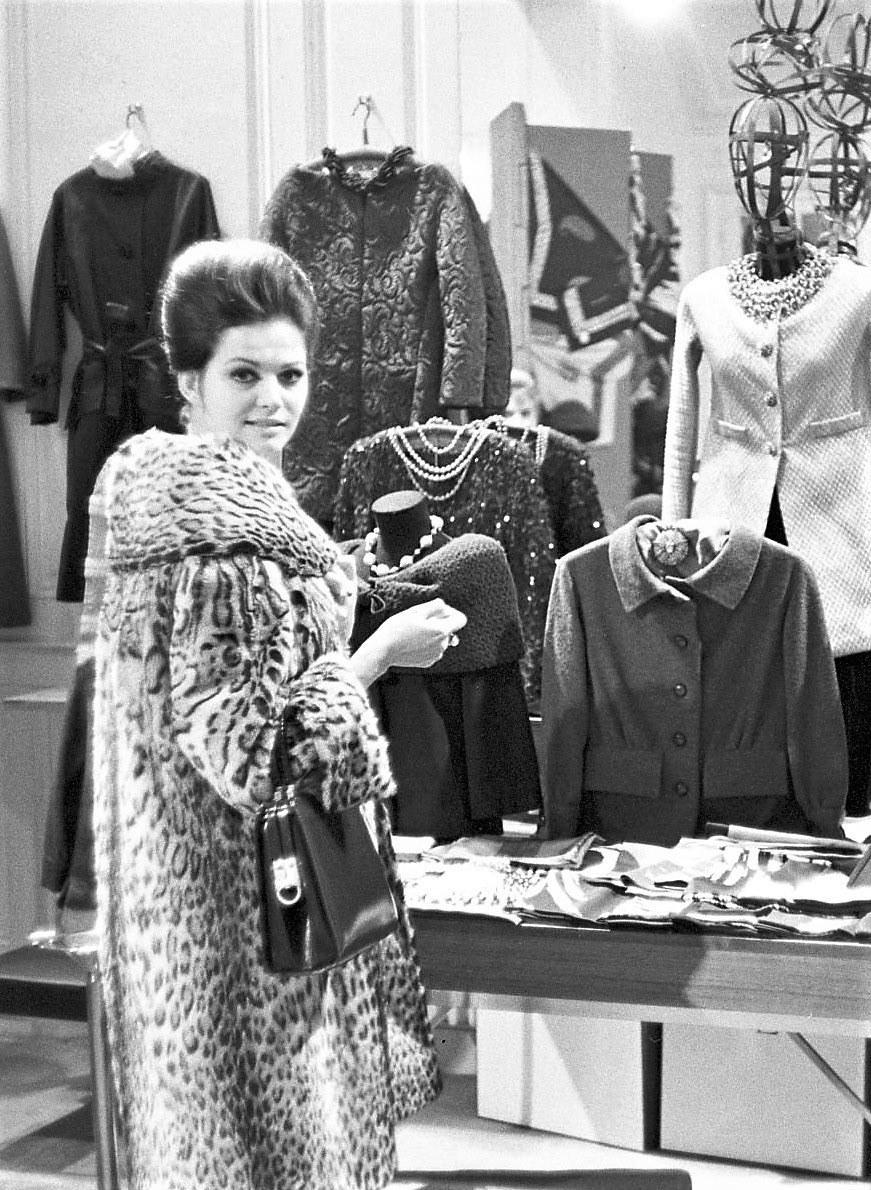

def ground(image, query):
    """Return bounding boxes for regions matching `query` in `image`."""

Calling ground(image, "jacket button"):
[672,732,687,747]
[760,343,773,358]
[118,245,134,259]
[766,394,778,407]
[673,683,687,698]
[674,781,689,797]
[766,443,778,457]
[673,634,689,649]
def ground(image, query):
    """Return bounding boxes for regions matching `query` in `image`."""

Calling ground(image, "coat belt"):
[80,336,164,418]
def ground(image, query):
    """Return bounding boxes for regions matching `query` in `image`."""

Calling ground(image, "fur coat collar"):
[101,427,337,576]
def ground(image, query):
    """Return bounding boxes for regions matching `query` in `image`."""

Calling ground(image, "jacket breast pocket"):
[805,409,867,440]
[584,746,662,799]
[703,748,789,798]
[711,417,749,443]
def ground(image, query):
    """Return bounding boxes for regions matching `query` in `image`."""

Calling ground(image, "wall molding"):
[303,0,327,159]
[401,0,418,148]
[244,0,274,232]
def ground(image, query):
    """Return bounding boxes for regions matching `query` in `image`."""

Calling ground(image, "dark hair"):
[160,238,319,374]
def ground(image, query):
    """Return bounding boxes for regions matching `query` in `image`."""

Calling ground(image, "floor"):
[1,1015,868,1190]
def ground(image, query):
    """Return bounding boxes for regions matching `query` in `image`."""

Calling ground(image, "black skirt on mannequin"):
[765,487,871,815]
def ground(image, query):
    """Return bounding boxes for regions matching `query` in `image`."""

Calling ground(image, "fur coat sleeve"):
[168,554,392,815]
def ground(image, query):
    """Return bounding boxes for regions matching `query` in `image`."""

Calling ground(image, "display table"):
[410,911,871,1036]
[413,912,871,1173]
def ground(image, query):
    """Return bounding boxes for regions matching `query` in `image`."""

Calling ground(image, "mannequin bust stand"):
[752,211,804,280]
[753,212,807,280]
[360,490,451,580]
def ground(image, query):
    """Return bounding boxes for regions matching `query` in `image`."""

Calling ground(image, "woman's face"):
[179,317,308,463]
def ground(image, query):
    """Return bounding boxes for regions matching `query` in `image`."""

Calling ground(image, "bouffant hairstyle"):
[160,239,319,375]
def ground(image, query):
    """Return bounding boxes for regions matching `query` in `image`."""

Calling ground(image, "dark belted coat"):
[25,152,220,599]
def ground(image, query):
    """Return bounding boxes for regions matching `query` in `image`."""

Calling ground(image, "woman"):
[90,239,463,1190]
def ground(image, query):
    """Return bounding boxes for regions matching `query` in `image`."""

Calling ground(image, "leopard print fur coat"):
[91,429,440,1190]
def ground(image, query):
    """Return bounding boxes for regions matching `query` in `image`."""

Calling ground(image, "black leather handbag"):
[255,786,399,975]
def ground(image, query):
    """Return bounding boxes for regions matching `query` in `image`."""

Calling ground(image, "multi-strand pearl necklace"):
[362,513,444,578]
[727,243,833,323]
[386,419,494,503]
[483,415,549,469]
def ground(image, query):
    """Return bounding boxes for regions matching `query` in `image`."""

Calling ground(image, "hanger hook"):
[351,94,373,146]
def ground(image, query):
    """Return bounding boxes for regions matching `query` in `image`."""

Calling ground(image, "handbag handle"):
[270,713,295,788]
[262,796,303,907]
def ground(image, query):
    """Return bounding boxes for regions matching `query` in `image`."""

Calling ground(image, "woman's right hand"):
[372,599,467,670]
[348,598,467,689]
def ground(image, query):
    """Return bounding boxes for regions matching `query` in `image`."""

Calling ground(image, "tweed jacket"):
[260,147,495,526]
[539,516,847,846]
[91,430,438,1190]
[661,254,871,656]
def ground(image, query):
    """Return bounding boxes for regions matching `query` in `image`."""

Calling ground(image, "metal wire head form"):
[729,96,809,221]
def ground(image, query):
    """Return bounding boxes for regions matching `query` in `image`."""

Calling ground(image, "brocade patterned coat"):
[91,430,439,1190]
[260,147,493,526]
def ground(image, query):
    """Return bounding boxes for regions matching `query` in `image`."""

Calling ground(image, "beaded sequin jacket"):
[484,419,608,550]
[261,148,507,527]
[333,427,557,704]
[662,253,871,656]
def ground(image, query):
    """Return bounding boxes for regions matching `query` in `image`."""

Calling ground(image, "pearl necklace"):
[386,419,494,503]
[727,244,833,323]
[483,415,549,469]
[362,513,444,578]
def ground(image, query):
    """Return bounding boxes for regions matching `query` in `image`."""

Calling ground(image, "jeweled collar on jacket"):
[609,515,763,612]
[319,145,416,194]
[102,428,337,577]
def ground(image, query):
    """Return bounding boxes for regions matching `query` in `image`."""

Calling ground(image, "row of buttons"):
[672,631,690,794]
[761,342,779,428]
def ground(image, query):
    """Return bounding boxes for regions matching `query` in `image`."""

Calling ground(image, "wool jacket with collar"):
[661,253,871,656]
[539,515,847,846]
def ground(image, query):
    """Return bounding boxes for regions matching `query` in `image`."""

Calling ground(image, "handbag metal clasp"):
[272,855,302,906]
